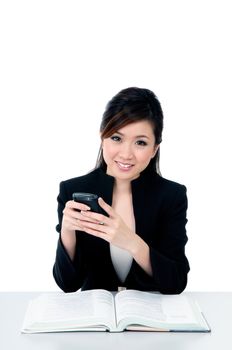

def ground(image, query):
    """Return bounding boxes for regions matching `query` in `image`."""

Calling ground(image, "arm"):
[77,186,189,294]
[61,230,76,261]
[152,185,190,293]
[127,236,152,276]
[131,185,190,294]
[53,181,89,292]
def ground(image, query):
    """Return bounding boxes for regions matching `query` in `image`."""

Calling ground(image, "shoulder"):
[143,169,186,194]
[154,175,188,212]
[62,168,100,186]
[155,174,187,194]
[59,168,102,197]
[144,172,187,208]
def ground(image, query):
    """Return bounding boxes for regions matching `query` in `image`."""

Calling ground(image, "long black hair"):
[96,87,164,175]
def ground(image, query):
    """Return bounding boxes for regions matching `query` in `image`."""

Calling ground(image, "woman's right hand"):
[60,200,92,260]
[61,200,91,234]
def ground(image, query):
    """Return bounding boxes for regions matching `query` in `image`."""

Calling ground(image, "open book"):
[21,289,210,333]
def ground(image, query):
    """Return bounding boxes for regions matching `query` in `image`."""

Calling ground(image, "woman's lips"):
[115,161,134,171]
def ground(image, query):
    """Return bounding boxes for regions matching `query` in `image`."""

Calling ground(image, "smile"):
[115,161,134,171]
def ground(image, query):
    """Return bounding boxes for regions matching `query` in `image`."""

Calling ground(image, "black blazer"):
[53,167,190,294]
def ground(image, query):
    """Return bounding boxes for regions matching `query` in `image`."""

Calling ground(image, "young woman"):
[53,87,190,294]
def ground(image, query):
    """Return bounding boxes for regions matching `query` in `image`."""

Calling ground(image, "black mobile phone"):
[72,192,104,214]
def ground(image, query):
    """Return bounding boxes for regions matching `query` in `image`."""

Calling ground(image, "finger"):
[98,197,115,217]
[66,200,90,211]
[80,210,110,225]
[81,220,109,234]
[63,213,95,228]
[83,227,109,241]
[77,211,100,223]
[71,218,96,232]
[62,217,84,231]
[64,207,93,221]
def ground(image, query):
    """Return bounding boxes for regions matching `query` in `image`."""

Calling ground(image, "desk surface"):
[0,292,232,350]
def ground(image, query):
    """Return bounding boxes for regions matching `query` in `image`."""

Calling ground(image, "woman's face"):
[102,120,159,182]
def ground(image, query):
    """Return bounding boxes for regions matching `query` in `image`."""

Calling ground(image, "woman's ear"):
[152,144,160,158]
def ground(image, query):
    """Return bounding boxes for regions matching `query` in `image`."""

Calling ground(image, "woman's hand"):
[61,198,152,274]
[61,200,98,261]
[61,200,96,233]
[80,197,139,253]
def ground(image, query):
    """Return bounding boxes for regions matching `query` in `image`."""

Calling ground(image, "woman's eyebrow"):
[115,131,150,139]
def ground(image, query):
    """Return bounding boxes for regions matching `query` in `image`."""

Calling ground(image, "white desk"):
[0,292,232,349]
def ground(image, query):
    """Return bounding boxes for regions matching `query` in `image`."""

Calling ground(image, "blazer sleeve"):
[132,185,190,294]
[52,181,85,292]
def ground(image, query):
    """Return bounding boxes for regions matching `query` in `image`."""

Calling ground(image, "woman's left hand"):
[80,197,138,252]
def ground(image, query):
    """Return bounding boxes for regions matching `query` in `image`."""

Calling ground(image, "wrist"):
[61,228,76,246]
[128,234,144,257]
[61,228,76,237]
[128,234,152,276]
[60,229,77,261]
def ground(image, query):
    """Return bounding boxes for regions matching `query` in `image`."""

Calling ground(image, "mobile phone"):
[72,192,104,214]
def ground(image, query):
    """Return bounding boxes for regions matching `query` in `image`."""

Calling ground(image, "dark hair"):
[95,87,164,175]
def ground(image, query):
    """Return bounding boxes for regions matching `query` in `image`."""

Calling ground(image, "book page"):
[22,289,116,332]
[115,290,200,331]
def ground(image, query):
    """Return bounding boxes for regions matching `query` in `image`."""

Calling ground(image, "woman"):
[53,87,190,294]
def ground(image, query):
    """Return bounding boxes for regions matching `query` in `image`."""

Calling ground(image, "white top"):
[110,244,133,283]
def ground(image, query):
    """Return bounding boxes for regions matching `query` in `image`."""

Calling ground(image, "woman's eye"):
[136,140,147,146]
[111,136,121,142]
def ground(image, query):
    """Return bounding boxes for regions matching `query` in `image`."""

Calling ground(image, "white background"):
[0,0,231,291]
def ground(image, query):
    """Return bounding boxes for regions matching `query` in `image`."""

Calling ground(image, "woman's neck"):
[114,178,131,194]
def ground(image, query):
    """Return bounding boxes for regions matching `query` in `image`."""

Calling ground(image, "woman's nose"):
[118,144,133,159]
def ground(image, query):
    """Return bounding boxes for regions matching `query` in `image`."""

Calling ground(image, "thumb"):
[98,197,115,217]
